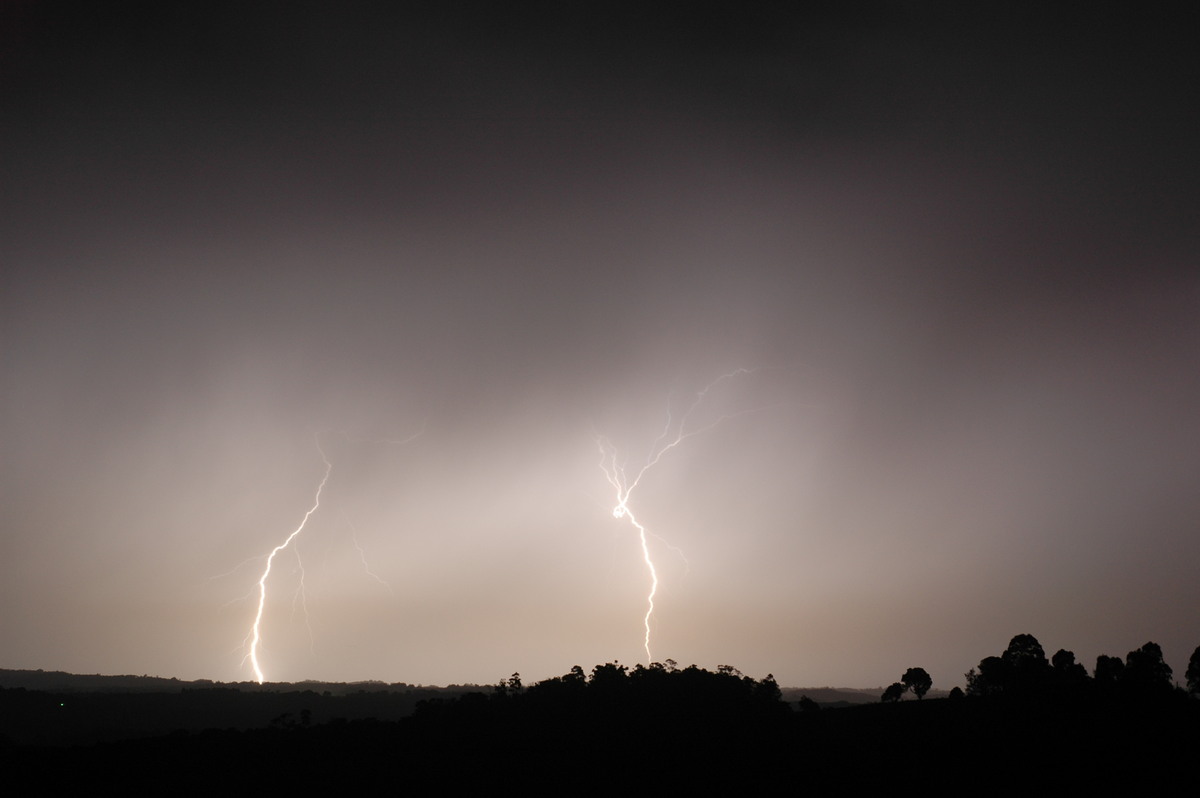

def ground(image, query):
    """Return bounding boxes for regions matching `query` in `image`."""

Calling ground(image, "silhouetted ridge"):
[6,639,1200,790]
[413,662,789,732]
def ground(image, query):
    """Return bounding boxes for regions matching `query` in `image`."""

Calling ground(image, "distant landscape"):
[4,634,1197,789]
[0,666,888,747]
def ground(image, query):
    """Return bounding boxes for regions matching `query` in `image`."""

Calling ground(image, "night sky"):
[3,3,1198,689]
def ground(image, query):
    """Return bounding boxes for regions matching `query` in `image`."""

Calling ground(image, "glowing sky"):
[3,4,1198,689]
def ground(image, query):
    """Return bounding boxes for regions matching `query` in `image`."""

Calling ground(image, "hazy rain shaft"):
[3,4,1198,689]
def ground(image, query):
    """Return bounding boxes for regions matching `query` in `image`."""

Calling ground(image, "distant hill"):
[0,669,487,746]
[781,686,880,705]
[0,669,472,695]
[780,686,950,706]
[1,670,911,703]
[0,668,932,744]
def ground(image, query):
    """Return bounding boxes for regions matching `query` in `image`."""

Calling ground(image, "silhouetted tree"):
[493,672,523,698]
[525,666,588,703]
[1051,649,1089,689]
[1003,634,1049,669]
[881,682,905,703]
[588,661,627,695]
[901,667,932,700]
[1094,654,1125,688]
[1123,642,1173,692]
[966,635,1051,696]
[947,686,964,700]
[1186,646,1200,697]
[1005,634,1051,693]
[965,656,1010,697]
[797,694,820,712]
[754,673,782,703]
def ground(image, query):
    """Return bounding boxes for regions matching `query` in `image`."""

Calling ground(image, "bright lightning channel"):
[595,368,758,663]
[242,426,422,683]
[245,440,333,684]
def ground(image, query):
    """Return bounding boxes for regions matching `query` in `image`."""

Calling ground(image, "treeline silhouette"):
[4,637,1198,790]
[963,634,1190,700]
[413,661,788,725]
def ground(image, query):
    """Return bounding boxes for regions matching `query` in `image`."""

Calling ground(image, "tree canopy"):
[901,667,932,700]
[1187,646,1200,697]
[966,634,1188,701]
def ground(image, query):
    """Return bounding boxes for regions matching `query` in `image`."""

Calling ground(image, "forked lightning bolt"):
[595,368,759,663]
[245,440,333,684]
[241,427,422,683]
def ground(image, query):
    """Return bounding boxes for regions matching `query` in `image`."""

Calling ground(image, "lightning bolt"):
[245,439,332,684]
[595,368,761,663]
[240,425,423,683]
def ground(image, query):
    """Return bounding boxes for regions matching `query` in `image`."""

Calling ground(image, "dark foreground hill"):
[0,677,472,747]
[0,668,876,746]
[3,662,1197,792]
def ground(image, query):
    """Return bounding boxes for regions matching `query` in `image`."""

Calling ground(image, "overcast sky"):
[3,3,1198,689]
